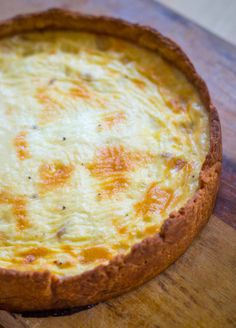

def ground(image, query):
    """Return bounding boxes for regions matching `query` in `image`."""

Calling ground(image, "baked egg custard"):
[0,31,209,276]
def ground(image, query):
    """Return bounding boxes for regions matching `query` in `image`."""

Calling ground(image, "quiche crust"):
[0,9,221,312]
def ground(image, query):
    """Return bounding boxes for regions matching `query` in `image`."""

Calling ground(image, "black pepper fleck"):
[62,206,66,210]
[31,194,38,199]
[49,78,56,85]
[32,125,38,130]
[28,176,32,180]
[62,137,66,141]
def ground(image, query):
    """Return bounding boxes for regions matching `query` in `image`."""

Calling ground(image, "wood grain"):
[0,0,235,327]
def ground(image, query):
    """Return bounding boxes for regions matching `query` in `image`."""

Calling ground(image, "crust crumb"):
[24,254,36,264]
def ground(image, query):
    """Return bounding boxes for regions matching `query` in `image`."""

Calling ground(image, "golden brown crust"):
[0,9,222,312]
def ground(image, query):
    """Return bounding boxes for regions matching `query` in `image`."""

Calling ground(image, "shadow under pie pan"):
[18,304,97,318]
[0,8,222,314]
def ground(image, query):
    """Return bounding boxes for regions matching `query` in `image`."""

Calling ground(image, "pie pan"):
[0,9,221,312]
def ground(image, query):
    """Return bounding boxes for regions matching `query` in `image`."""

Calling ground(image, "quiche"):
[0,10,221,312]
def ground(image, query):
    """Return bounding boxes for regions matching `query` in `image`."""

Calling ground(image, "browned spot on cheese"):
[181,162,192,187]
[118,226,128,234]
[102,112,126,129]
[0,192,29,230]
[132,78,146,90]
[135,183,173,219]
[80,246,112,264]
[89,146,132,174]
[112,241,129,251]
[166,97,186,113]
[87,146,153,197]
[161,153,190,174]
[0,231,6,241]
[138,64,194,110]
[13,198,29,230]
[0,192,13,206]
[14,131,30,160]
[36,87,63,124]
[20,247,53,264]
[70,85,90,99]
[112,217,128,234]
[36,87,56,107]
[39,161,74,193]
[101,175,129,197]
[19,247,52,258]
[49,49,56,55]
[61,245,77,258]
[166,157,187,171]
[54,259,75,269]
[87,146,130,196]
[138,66,161,85]
[144,224,159,235]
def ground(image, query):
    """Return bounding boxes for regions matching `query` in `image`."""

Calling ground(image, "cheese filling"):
[0,32,209,276]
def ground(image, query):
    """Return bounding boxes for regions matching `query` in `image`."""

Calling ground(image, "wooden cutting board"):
[0,1,235,327]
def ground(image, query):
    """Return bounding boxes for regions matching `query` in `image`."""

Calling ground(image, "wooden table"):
[0,1,235,327]
[158,0,236,45]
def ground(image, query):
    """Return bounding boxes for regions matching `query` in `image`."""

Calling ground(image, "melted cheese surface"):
[0,32,209,276]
